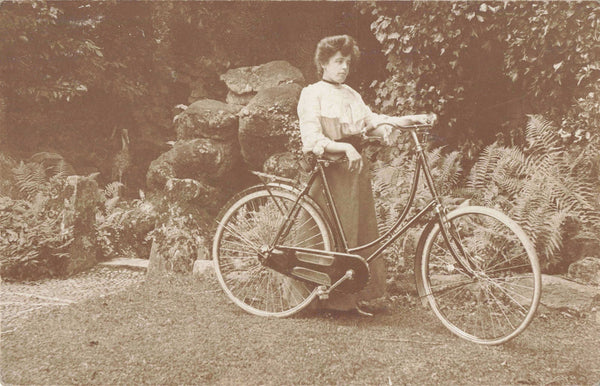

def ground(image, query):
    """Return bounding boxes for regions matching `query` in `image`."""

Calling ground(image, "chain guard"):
[262,246,370,293]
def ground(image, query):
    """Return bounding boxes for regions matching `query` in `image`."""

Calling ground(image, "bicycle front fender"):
[414,217,438,307]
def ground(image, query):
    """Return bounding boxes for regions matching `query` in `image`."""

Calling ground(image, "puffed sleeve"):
[350,88,389,128]
[350,88,393,144]
[297,86,333,156]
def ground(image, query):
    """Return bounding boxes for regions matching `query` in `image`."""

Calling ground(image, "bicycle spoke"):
[484,252,529,272]
[218,220,260,251]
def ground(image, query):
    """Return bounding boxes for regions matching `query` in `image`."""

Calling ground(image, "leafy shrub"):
[467,115,600,271]
[0,155,76,280]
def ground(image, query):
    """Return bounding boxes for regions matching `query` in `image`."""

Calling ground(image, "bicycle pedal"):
[316,286,329,300]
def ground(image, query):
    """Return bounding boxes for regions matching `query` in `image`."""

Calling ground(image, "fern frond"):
[535,209,569,259]
[104,182,124,199]
[53,159,74,178]
[525,115,562,156]
[426,147,443,167]
[13,162,48,199]
[437,151,462,194]
[468,143,504,190]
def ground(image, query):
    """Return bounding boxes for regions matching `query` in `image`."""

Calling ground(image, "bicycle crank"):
[259,246,370,293]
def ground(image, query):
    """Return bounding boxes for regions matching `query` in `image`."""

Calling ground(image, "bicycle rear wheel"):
[420,206,541,345]
[213,185,333,317]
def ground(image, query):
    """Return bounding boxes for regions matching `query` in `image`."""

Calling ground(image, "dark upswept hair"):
[314,35,360,77]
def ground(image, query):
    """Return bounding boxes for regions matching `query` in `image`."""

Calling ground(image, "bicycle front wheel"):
[421,206,541,345]
[213,185,334,317]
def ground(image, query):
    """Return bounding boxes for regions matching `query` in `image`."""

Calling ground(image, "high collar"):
[321,78,343,86]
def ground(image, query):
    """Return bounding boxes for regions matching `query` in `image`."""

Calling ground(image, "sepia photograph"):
[1,1,599,384]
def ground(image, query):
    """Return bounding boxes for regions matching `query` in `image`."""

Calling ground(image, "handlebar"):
[374,122,433,132]
[309,120,435,167]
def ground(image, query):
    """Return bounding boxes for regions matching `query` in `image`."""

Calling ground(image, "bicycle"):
[212,123,542,345]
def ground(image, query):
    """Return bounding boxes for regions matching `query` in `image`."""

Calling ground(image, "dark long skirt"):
[308,157,386,310]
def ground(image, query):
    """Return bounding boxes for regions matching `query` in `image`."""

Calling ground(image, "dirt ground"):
[1,273,599,385]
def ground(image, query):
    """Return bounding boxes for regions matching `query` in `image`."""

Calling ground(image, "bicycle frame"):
[215,122,542,343]
[265,125,450,267]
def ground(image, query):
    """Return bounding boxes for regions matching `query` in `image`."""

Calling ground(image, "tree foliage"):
[369,2,600,155]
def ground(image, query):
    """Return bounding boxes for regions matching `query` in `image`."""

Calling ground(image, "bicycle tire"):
[213,185,334,317]
[420,206,541,345]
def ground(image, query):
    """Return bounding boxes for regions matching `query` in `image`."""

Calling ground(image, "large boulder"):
[146,138,240,191]
[221,60,305,105]
[174,99,242,141]
[238,83,302,169]
[147,177,213,278]
[569,257,600,286]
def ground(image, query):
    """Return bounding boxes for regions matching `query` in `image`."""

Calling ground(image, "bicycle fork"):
[415,133,478,277]
[436,206,479,277]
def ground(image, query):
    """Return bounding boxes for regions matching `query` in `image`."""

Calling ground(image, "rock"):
[164,177,219,208]
[540,274,600,314]
[147,239,166,278]
[568,257,600,286]
[226,91,255,106]
[64,175,102,276]
[174,99,242,141]
[146,179,213,278]
[193,259,215,280]
[263,152,301,180]
[238,83,302,168]
[220,60,305,95]
[146,138,240,191]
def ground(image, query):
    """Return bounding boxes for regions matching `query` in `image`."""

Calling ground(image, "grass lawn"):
[2,274,599,385]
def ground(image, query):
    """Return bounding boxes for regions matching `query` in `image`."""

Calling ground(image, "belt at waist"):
[337,135,364,152]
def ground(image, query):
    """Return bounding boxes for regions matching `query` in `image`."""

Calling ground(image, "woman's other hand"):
[386,113,437,127]
[413,113,438,125]
[422,113,438,125]
[344,143,363,173]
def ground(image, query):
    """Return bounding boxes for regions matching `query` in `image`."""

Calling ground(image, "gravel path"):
[1,266,146,334]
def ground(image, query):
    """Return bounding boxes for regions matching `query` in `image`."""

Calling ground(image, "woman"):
[297,35,433,313]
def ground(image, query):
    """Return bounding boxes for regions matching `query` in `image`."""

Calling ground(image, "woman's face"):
[322,51,351,84]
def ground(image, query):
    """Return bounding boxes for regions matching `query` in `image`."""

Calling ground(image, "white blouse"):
[297,81,388,155]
